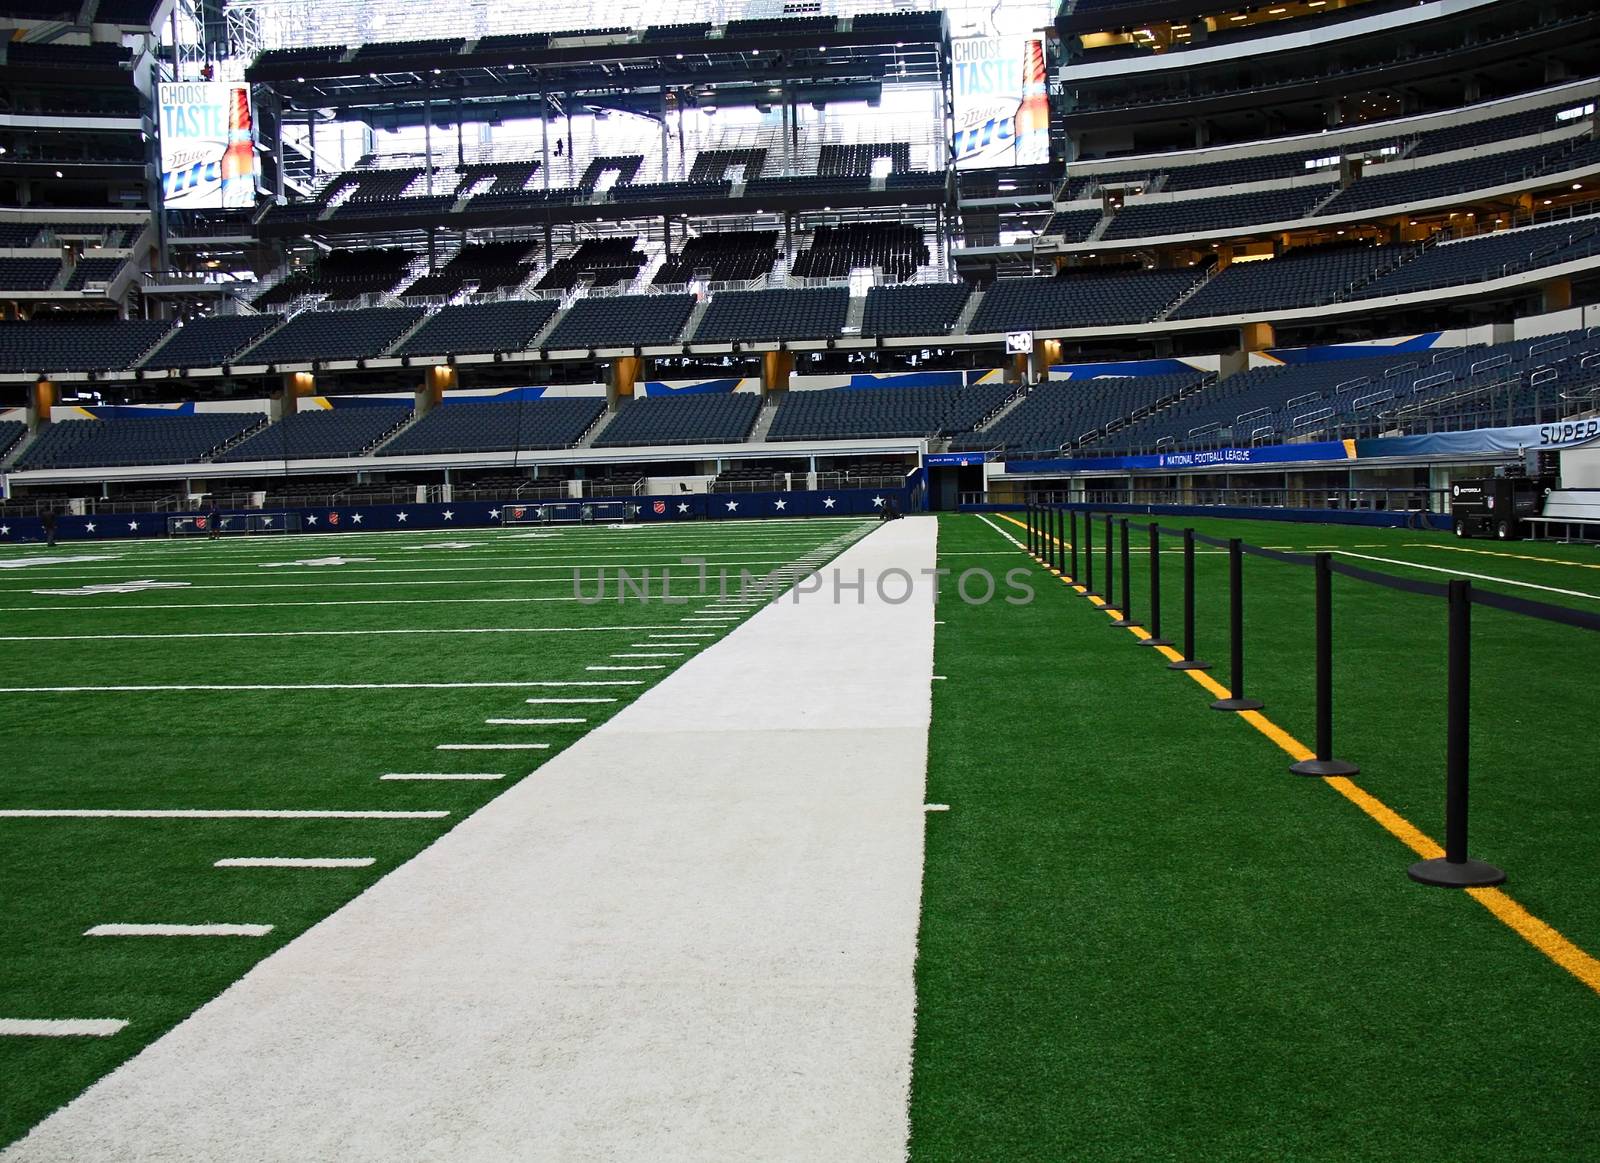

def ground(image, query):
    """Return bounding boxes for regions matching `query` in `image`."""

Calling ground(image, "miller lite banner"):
[952,36,1049,170]
[157,82,257,209]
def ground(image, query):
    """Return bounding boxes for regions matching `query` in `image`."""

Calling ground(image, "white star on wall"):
[396,512,409,522]
[489,509,500,519]
[725,500,739,512]
[0,525,9,535]
[85,523,96,532]
[442,510,454,520]
[351,513,363,524]
[677,503,690,513]
[822,497,836,509]
[872,496,885,507]
[307,515,318,526]
[774,499,787,510]
[128,521,139,531]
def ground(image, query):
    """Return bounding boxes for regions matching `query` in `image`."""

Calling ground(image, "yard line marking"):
[610,652,684,658]
[434,744,549,752]
[85,923,272,938]
[383,771,509,780]
[0,596,723,614]
[524,697,617,704]
[649,632,715,638]
[0,1019,128,1037]
[983,512,1600,998]
[0,682,614,694]
[0,626,701,644]
[630,642,698,648]
[525,681,644,687]
[586,665,666,671]
[214,858,375,869]
[1335,551,1600,602]
[0,809,448,820]
[485,717,586,725]
[924,804,950,812]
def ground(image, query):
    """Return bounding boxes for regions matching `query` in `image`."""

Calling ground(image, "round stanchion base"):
[1168,658,1211,670]
[1210,696,1264,712]
[1407,856,1506,888]
[1083,591,1102,601]
[1137,637,1174,648]
[1289,757,1360,777]
[1107,617,1136,628]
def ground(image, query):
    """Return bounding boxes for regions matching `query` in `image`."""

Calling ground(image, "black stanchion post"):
[1069,508,1080,585]
[1109,518,1135,627]
[1290,553,1358,776]
[1055,506,1065,575]
[1408,580,1505,887]
[1103,513,1114,604]
[1027,502,1036,556]
[1211,538,1263,711]
[1169,527,1210,671]
[1139,522,1173,647]
[1050,505,1061,573]
[1083,509,1099,598]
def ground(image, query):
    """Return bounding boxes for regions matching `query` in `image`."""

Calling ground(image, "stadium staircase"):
[1,428,37,470]
[1305,185,1345,216]
[971,384,1032,434]
[746,395,781,443]
[845,294,867,333]
[952,289,985,335]
[1084,213,1114,243]
[679,297,712,343]
[574,403,618,448]
[1154,266,1223,321]
[381,311,437,356]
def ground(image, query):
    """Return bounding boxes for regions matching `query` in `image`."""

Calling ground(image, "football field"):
[0,516,876,1149]
[913,512,1600,1159]
[2,510,1598,1157]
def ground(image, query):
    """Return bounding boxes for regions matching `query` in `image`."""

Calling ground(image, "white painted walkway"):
[5,517,937,1163]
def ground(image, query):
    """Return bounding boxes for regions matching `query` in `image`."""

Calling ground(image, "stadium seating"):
[767,382,1016,441]
[1170,242,1407,318]
[1317,141,1588,216]
[592,392,762,447]
[969,270,1200,332]
[393,300,559,358]
[140,315,281,369]
[689,149,766,183]
[13,413,261,469]
[791,224,929,282]
[818,142,912,177]
[1040,209,1103,242]
[953,374,1206,453]
[377,398,605,456]
[0,420,27,460]
[402,242,538,298]
[1349,218,1600,300]
[214,406,413,462]
[1103,187,1331,240]
[536,238,647,291]
[654,232,779,285]
[542,294,696,349]
[64,256,123,290]
[692,288,850,343]
[236,306,424,364]
[578,155,643,191]
[0,258,62,290]
[859,284,972,337]
[0,319,171,373]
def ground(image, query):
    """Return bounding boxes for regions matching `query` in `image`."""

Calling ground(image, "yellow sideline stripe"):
[1416,543,1600,571]
[990,511,1600,997]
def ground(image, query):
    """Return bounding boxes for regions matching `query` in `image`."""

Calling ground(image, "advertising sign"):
[951,35,1049,170]
[158,82,257,209]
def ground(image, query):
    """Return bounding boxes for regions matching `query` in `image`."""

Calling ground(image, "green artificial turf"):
[0,517,872,1149]
[910,512,1600,1161]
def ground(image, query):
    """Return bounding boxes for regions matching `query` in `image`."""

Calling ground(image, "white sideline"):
[2,518,933,1162]
[0,1020,127,1038]
[485,718,586,725]
[524,698,616,705]
[434,744,548,752]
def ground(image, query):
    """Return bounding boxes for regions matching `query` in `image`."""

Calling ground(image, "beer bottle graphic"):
[1015,38,1049,166]
[220,86,255,207]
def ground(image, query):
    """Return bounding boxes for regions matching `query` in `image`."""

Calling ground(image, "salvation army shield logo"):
[652,501,666,514]
[328,511,340,526]
[511,507,526,520]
